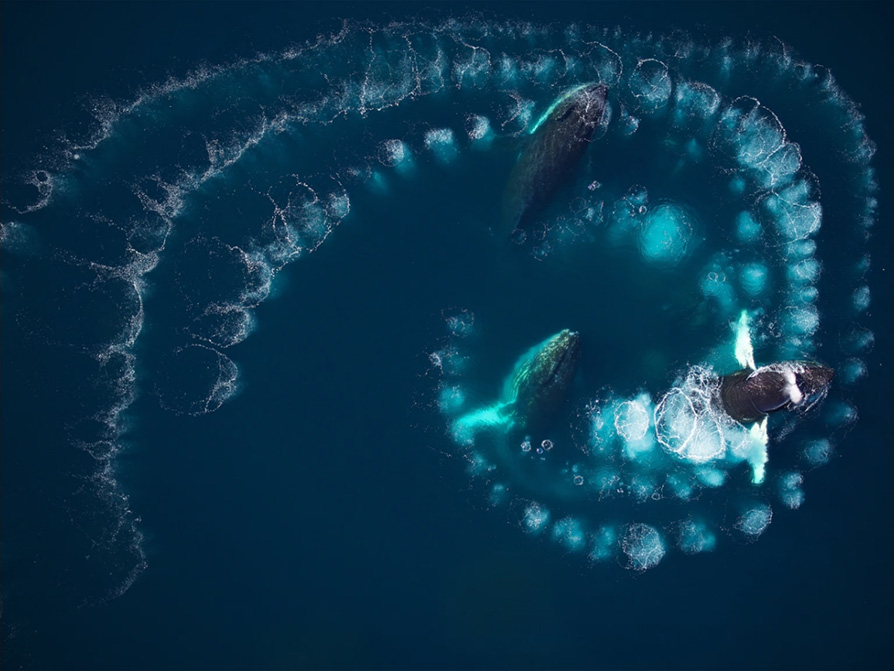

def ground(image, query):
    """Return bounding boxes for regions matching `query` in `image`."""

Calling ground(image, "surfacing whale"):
[718,312,834,426]
[451,329,581,442]
[507,329,582,435]
[502,83,608,238]
[719,362,835,424]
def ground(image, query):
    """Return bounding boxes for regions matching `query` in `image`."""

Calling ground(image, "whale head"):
[791,361,835,410]
[720,360,834,424]
[543,82,609,142]
[507,329,582,435]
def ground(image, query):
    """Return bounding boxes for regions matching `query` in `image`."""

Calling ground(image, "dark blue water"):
[2,2,892,670]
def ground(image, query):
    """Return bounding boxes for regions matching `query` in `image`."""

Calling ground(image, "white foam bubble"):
[622,523,666,570]
[672,80,721,130]
[763,181,822,241]
[628,59,672,114]
[452,47,492,88]
[844,325,875,354]
[852,286,871,312]
[445,309,477,338]
[655,370,728,465]
[735,504,772,538]
[777,472,805,509]
[156,344,240,416]
[615,395,656,459]
[787,257,821,284]
[0,221,40,255]
[802,438,833,467]
[781,305,820,337]
[424,128,458,163]
[466,451,494,477]
[522,502,550,534]
[489,483,509,507]
[380,139,414,171]
[465,115,493,146]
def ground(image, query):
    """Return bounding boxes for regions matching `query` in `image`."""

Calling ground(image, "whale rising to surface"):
[507,329,582,436]
[502,83,609,238]
[719,362,835,424]
[451,329,581,443]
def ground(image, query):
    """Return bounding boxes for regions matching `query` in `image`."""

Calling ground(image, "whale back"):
[507,329,582,436]
[720,362,834,424]
[502,84,608,238]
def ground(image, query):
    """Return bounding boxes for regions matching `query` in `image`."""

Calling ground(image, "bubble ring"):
[2,19,877,595]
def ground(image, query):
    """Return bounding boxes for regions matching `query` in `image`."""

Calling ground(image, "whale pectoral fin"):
[733,310,757,370]
[747,417,770,485]
[451,403,510,444]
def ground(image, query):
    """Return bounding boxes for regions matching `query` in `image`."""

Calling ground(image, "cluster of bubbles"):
[420,24,875,570]
[431,309,796,570]
[1,19,876,593]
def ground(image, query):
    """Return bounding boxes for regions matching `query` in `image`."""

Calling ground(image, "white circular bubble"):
[615,400,650,442]
[802,439,833,467]
[672,80,721,130]
[777,472,805,510]
[736,504,773,538]
[155,344,239,417]
[379,139,412,168]
[622,524,666,571]
[654,371,727,465]
[628,59,672,114]
[522,502,550,534]
[424,128,458,163]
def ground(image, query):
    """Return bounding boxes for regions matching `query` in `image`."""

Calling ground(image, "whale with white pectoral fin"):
[451,329,582,445]
[716,311,834,483]
[502,83,609,240]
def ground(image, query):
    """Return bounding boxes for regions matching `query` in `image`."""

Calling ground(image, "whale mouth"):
[794,365,834,412]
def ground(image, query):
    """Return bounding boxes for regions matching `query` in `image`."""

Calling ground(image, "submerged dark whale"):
[502,83,609,238]
[719,361,834,424]
[506,329,582,435]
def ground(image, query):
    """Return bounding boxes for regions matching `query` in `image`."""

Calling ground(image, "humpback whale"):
[719,362,834,424]
[502,83,608,238]
[506,329,582,435]
[451,329,581,442]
